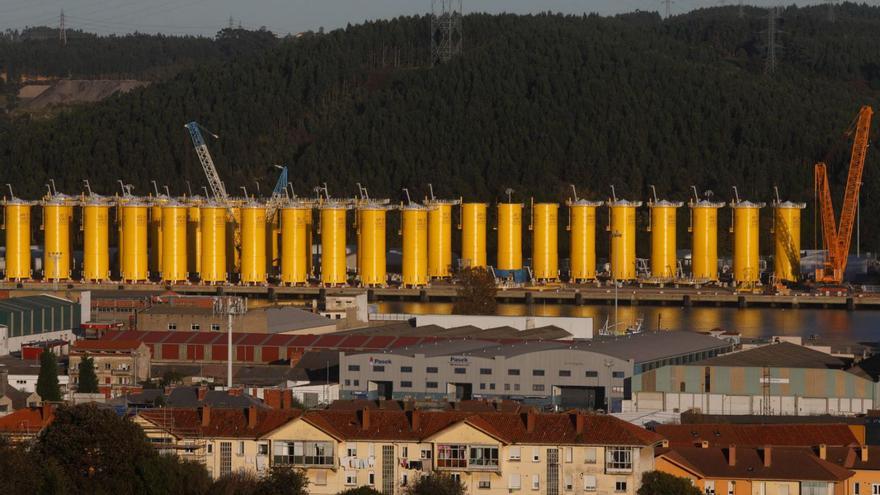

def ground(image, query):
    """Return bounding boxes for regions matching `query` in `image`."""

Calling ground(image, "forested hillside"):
[1,4,880,253]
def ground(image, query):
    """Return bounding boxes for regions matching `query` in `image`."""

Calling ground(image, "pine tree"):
[77,356,99,394]
[36,349,62,402]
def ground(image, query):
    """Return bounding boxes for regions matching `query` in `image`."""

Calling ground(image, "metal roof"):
[694,342,845,369]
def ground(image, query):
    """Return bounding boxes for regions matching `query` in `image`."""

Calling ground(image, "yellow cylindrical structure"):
[82,201,111,282]
[240,204,268,284]
[148,202,166,278]
[773,201,805,283]
[280,204,312,285]
[460,203,487,269]
[186,201,202,278]
[120,203,148,282]
[3,200,32,281]
[199,205,227,284]
[732,200,764,285]
[496,203,523,271]
[42,201,72,281]
[357,205,388,287]
[160,204,188,283]
[425,200,458,278]
[608,200,641,281]
[567,200,601,282]
[648,200,683,280]
[531,202,559,281]
[320,204,347,286]
[690,200,724,281]
[401,206,428,287]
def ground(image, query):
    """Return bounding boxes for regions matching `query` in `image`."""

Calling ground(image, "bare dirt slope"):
[21,79,148,110]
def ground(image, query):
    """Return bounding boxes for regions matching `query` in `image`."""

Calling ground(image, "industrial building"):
[136,304,337,335]
[0,294,83,355]
[627,341,879,416]
[339,331,733,411]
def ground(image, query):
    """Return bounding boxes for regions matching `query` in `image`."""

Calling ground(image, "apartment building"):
[69,339,150,397]
[138,406,664,494]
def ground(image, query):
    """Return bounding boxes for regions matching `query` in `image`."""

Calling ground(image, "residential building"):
[0,403,54,443]
[653,423,864,448]
[0,354,69,395]
[340,331,732,411]
[0,369,40,415]
[69,339,151,397]
[0,295,82,355]
[824,445,880,495]
[628,342,879,416]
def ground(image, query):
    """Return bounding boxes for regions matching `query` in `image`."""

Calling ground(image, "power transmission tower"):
[738,1,744,19]
[764,7,781,75]
[827,0,837,23]
[59,9,66,46]
[661,0,675,19]
[228,16,234,30]
[430,0,462,65]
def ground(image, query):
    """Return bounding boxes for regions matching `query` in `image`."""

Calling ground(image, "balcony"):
[273,455,335,468]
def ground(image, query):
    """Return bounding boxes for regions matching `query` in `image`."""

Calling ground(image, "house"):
[653,423,864,448]
[0,353,69,395]
[824,445,880,495]
[0,369,41,415]
[69,339,150,397]
[0,403,54,443]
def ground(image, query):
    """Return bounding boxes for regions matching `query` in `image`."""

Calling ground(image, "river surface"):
[375,301,880,342]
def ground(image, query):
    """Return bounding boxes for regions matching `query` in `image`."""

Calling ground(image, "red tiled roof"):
[0,405,54,434]
[138,407,301,438]
[658,446,853,482]
[73,339,142,351]
[825,446,880,471]
[655,424,860,448]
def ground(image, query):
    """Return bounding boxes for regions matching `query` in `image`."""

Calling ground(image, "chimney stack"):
[411,409,422,432]
[0,369,8,397]
[201,405,211,427]
[762,446,772,467]
[263,389,281,409]
[819,444,827,460]
[575,413,586,435]
[247,406,258,429]
[862,445,869,462]
[362,407,371,431]
[701,440,709,449]
[727,445,736,466]
[197,386,208,402]
[526,409,536,433]
[281,389,292,410]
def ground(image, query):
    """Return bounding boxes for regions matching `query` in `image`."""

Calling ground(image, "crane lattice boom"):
[185,122,228,201]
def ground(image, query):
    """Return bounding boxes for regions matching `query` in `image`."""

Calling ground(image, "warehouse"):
[136,305,337,335]
[627,341,879,416]
[339,331,732,412]
[0,295,82,355]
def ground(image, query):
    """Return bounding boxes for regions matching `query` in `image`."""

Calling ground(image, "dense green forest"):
[1,4,880,255]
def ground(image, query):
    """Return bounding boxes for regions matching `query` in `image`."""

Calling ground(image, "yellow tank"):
[3,199,32,281]
[401,205,428,287]
[160,204,188,283]
[460,202,487,269]
[357,204,388,287]
[496,203,523,271]
[120,202,148,282]
[732,200,765,285]
[320,204,348,286]
[240,204,268,284]
[199,205,227,284]
[772,200,806,282]
[689,199,725,281]
[148,201,167,278]
[607,200,642,281]
[42,200,72,281]
[647,200,683,280]
[279,203,312,285]
[566,200,602,282]
[425,200,459,278]
[530,202,559,281]
[81,200,111,282]
[186,200,202,278]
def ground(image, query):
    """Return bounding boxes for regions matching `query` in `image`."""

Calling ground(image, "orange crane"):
[814,105,873,284]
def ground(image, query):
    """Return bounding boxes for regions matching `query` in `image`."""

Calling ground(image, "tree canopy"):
[76,356,99,394]
[637,471,702,495]
[36,349,61,401]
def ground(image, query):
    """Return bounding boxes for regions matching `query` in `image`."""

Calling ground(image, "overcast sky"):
[0,0,858,37]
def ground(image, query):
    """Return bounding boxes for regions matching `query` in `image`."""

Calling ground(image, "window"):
[480,383,486,390]
[220,442,232,476]
[509,474,522,490]
[705,366,711,393]
[564,447,573,463]
[454,368,466,374]
[354,380,359,386]
[478,474,491,489]
[615,480,627,492]
[402,446,408,458]
[803,483,832,495]
[480,368,492,375]
[564,474,573,491]
[872,484,880,495]
[373,365,385,372]
[368,472,375,485]
[426,382,438,389]
[508,369,520,376]
[211,324,221,331]
[421,448,432,459]
[585,447,597,464]
[533,384,545,392]
[207,444,213,454]
[348,365,360,372]
[347,445,358,457]
[606,447,633,473]
[584,475,597,492]
[437,444,467,468]
[727,481,735,495]
[505,384,510,391]
[532,447,540,462]
[585,370,598,377]
[273,441,335,466]
[191,324,200,331]
[853,483,860,495]
[612,371,625,378]
[509,446,521,461]
[469,446,499,468]
[559,369,571,377]
[345,471,357,486]
[168,323,177,330]
[704,480,715,495]
[490,383,495,390]
[237,441,245,455]
[531,474,540,490]
[450,473,461,484]
[401,473,408,487]
[514,384,520,391]
[426,367,438,374]
[401,366,412,373]
[400,381,412,388]
[258,443,268,455]
[532,369,545,376]
[345,379,351,386]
